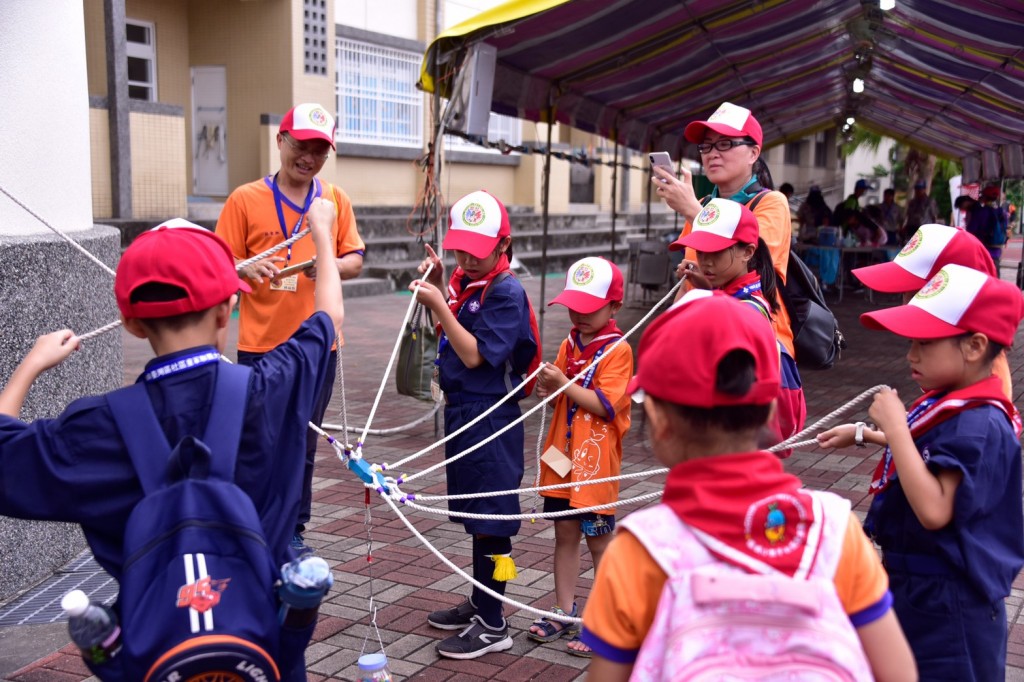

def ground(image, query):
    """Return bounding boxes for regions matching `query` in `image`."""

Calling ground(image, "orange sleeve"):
[582,530,667,654]
[215,186,253,261]
[994,350,1013,401]
[330,184,365,256]
[592,342,633,420]
[753,191,793,284]
[833,512,890,617]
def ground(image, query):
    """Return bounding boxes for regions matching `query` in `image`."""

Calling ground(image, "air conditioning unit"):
[446,43,497,137]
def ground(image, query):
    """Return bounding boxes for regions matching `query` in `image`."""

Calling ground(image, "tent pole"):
[610,136,619,262]
[539,108,554,344]
[645,145,652,239]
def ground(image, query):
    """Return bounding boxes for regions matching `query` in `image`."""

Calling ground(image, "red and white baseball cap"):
[684,102,764,146]
[279,103,336,149]
[115,219,250,319]
[549,257,625,313]
[670,198,759,253]
[852,224,995,293]
[861,263,1024,347]
[628,289,780,408]
[442,190,511,259]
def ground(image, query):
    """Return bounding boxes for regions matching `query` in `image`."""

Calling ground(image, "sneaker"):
[436,615,513,659]
[427,598,476,630]
[290,532,309,553]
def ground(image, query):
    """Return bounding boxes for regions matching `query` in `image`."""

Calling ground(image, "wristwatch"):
[854,421,867,447]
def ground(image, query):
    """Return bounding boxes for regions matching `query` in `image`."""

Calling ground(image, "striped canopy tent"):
[421,0,1024,165]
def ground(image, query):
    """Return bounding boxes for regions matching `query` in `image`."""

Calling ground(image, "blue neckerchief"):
[267,174,321,262]
[711,175,761,205]
[141,348,221,383]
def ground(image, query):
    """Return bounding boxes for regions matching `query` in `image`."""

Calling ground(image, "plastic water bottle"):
[356,652,393,682]
[277,555,334,628]
[61,590,122,665]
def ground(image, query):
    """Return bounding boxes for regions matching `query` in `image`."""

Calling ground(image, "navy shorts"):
[543,497,615,537]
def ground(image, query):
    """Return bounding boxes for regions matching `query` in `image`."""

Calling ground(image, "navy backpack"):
[103,363,285,682]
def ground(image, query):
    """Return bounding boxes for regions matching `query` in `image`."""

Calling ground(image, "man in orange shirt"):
[217,103,364,550]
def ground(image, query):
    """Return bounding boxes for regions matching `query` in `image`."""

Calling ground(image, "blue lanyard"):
[564,346,606,445]
[142,349,221,383]
[270,175,320,262]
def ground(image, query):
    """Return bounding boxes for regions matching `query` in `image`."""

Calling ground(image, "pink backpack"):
[622,493,873,682]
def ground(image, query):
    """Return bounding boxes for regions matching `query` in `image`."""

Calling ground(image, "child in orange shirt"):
[527,257,632,658]
[582,290,916,682]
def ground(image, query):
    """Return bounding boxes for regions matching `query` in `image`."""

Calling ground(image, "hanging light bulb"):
[853,78,865,94]
[846,117,856,125]
[880,0,895,10]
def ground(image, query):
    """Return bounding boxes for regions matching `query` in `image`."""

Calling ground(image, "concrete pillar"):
[0,1,122,601]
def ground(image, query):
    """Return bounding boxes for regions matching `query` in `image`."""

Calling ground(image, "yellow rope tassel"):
[490,554,517,582]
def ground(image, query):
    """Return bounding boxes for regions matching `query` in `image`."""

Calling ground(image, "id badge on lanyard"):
[271,175,321,263]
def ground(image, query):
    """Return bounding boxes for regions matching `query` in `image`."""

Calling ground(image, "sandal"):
[526,604,578,643]
[565,633,593,659]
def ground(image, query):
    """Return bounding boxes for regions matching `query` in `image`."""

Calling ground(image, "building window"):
[443,107,522,152]
[336,37,423,147]
[126,19,156,101]
[304,0,328,75]
[814,131,830,168]
[784,141,802,166]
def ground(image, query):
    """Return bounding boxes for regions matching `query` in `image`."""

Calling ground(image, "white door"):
[191,66,228,196]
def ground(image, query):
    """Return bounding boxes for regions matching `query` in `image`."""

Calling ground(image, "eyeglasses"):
[281,133,330,161]
[696,139,757,154]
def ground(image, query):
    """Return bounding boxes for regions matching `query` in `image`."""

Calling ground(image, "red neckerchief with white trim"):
[662,451,823,578]
[437,254,511,333]
[870,375,1022,494]
[723,271,772,319]
[565,320,624,379]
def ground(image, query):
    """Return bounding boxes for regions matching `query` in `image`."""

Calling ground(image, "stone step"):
[341,276,393,298]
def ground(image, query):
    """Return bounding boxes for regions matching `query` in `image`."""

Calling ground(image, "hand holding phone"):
[649,152,674,182]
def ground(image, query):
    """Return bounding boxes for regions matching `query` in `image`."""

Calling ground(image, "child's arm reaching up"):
[0,330,80,417]
[869,388,962,530]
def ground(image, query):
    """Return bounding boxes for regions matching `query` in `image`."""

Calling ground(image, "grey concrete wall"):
[0,226,122,602]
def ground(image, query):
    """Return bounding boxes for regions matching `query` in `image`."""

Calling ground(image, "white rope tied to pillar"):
[0,185,117,277]
[399,277,686,482]
[355,262,434,452]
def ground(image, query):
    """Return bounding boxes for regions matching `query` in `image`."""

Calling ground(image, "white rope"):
[413,466,667,500]
[0,185,117,277]
[529,404,546,515]
[355,263,434,451]
[336,348,350,441]
[397,491,662,521]
[380,492,582,624]
[234,227,311,271]
[78,320,123,341]
[772,384,887,450]
[322,403,440,437]
[400,278,686,482]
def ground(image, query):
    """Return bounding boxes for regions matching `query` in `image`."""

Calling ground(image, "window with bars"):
[126,19,156,101]
[336,37,423,147]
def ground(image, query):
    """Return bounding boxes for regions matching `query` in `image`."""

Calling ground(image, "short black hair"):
[658,349,771,432]
[779,182,794,195]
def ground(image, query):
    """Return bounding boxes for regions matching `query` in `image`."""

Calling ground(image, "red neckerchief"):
[443,254,510,320]
[565,320,624,379]
[723,271,772,317]
[870,375,1021,493]
[662,451,823,578]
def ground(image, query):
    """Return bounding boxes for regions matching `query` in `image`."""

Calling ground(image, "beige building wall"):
[90,107,113,217]
[188,0,294,193]
[83,0,107,96]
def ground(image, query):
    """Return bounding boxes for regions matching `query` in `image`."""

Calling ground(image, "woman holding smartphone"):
[652,101,795,358]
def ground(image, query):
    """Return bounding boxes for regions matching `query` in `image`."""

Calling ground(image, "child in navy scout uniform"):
[0,203,343,681]
[672,197,805,454]
[819,263,1024,681]
[526,257,632,657]
[410,190,540,660]
[582,290,916,682]
[850,223,1013,399]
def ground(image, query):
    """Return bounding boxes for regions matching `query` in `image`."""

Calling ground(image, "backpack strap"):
[700,190,769,212]
[107,362,251,494]
[481,269,515,306]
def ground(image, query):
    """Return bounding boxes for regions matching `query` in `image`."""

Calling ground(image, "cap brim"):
[676,232,738,253]
[441,231,498,259]
[548,290,610,313]
[851,262,924,293]
[627,377,643,398]
[684,120,748,144]
[860,305,964,339]
[237,277,252,293]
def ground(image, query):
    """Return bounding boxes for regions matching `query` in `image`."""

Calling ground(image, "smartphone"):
[276,258,316,278]
[649,151,674,181]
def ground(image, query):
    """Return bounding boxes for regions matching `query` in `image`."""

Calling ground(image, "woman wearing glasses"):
[652,102,795,358]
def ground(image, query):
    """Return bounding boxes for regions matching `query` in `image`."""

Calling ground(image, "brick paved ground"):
[6,248,1024,681]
